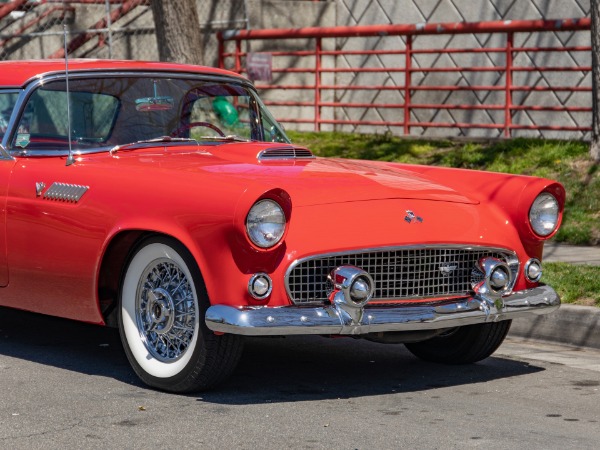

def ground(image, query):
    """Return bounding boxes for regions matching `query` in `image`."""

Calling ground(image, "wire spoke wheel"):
[136,258,196,362]
[119,236,243,393]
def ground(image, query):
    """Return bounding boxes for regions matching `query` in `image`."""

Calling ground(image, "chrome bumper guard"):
[205,285,559,336]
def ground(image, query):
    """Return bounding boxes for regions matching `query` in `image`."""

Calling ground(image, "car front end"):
[203,153,564,343]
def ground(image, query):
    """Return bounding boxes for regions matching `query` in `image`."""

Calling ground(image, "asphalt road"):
[1,307,599,449]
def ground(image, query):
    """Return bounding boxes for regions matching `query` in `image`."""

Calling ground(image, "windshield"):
[0,90,19,142]
[9,76,290,152]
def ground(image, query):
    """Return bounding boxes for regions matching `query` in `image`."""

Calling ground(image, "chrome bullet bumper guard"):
[205,285,559,336]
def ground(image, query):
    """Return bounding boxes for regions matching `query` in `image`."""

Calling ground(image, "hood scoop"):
[257,146,315,162]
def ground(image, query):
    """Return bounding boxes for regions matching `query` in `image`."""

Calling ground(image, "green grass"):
[543,262,600,307]
[288,131,600,246]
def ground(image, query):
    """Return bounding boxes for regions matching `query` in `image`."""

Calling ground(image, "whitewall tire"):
[118,236,243,392]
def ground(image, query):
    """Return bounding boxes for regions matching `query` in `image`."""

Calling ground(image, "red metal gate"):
[218,18,591,137]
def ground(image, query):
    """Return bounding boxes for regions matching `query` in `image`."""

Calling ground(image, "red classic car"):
[0,60,564,392]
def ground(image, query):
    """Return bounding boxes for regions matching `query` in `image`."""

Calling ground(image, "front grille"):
[285,246,517,305]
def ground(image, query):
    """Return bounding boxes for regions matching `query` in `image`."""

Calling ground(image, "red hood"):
[210,142,477,205]
[83,143,479,207]
[213,157,478,206]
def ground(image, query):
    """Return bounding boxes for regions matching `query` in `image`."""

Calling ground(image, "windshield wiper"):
[109,136,198,154]
[197,135,250,142]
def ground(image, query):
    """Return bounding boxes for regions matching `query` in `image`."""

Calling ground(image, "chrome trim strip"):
[284,244,520,305]
[0,88,21,158]
[0,143,11,160]
[22,70,253,91]
[206,284,559,336]
[11,140,204,158]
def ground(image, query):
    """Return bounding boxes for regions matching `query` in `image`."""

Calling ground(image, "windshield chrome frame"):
[3,70,276,158]
[0,143,9,160]
[0,88,21,160]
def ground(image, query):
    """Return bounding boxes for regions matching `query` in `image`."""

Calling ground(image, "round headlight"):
[246,199,286,248]
[529,193,559,237]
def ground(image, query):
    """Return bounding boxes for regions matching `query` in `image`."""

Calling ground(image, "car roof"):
[0,59,246,87]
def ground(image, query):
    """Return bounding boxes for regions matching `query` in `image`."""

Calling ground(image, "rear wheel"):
[404,320,511,364]
[118,236,243,392]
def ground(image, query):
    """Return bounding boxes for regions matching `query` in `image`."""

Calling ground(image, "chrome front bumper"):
[205,285,560,336]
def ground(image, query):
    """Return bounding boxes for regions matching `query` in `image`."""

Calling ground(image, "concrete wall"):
[221,0,592,138]
[0,3,157,60]
[334,0,591,138]
[0,0,591,138]
[245,1,338,129]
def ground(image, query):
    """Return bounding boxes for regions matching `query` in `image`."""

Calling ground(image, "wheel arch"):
[98,228,211,327]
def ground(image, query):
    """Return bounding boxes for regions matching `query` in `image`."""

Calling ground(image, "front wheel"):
[404,320,511,364]
[118,236,243,392]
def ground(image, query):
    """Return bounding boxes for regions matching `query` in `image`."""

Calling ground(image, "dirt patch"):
[590,228,600,246]
[572,298,599,307]
[569,158,594,173]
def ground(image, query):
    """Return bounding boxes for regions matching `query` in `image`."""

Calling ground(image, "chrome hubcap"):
[136,258,196,362]
[146,288,175,335]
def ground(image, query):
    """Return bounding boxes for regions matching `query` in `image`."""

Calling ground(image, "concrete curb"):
[508,243,599,349]
[543,243,600,266]
[509,304,600,350]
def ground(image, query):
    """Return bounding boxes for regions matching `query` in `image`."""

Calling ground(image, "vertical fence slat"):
[217,33,225,69]
[315,37,322,131]
[404,35,412,136]
[235,40,242,74]
[505,32,514,138]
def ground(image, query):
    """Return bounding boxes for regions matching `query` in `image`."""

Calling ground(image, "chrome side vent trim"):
[258,146,315,161]
[43,182,89,203]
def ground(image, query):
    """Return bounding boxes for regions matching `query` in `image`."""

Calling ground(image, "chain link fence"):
[0,0,248,65]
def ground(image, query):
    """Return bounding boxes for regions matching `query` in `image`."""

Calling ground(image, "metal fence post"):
[235,39,242,74]
[315,36,322,131]
[505,32,513,138]
[404,35,412,135]
[104,0,113,59]
[217,32,225,69]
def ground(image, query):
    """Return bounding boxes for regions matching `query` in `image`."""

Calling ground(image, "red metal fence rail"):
[217,18,591,138]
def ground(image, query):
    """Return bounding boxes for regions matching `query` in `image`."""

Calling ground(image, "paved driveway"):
[1,307,599,449]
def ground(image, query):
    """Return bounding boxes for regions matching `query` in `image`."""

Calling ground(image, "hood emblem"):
[440,262,458,276]
[404,210,423,224]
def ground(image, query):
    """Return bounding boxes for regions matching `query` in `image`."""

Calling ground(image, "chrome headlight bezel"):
[529,192,559,237]
[524,258,543,283]
[245,198,286,249]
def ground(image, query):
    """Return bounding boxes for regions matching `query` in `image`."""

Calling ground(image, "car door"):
[0,154,16,287]
[0,90,21,287]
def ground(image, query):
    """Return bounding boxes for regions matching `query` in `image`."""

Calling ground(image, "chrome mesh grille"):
[285,247,516,305]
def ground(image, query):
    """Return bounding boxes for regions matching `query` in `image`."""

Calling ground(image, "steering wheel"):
[171,121,225,138]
